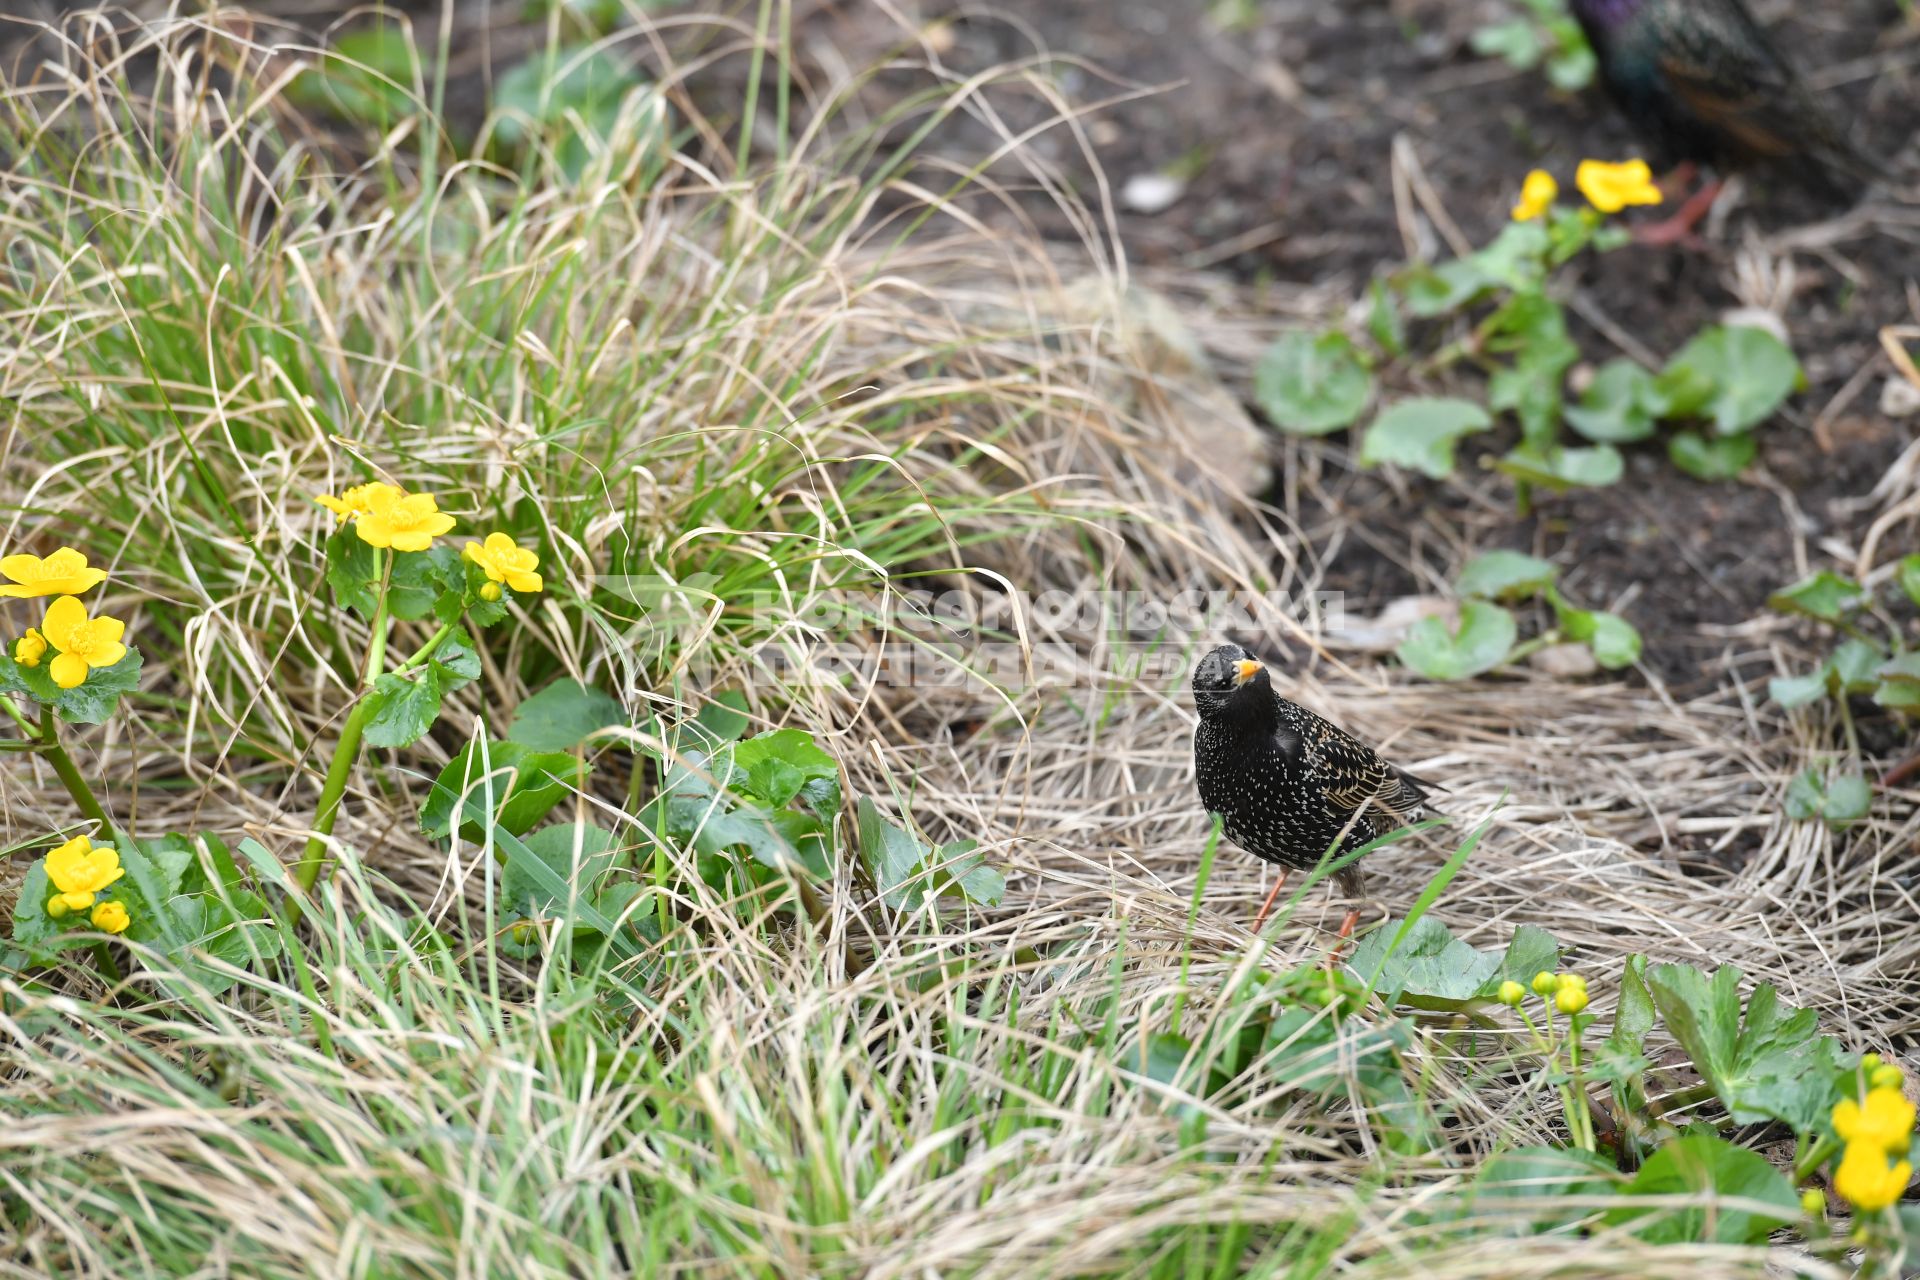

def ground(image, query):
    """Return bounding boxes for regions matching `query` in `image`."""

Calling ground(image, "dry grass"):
[0,5,1913,1277]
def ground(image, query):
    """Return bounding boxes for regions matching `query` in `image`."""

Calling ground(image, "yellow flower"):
[1512,169,1558,221]
[44,834,124,912]
[15,627,46,668]
[40,595,129,689]
[356,491,456,553]
[1834,1142,1911,1213]
[1555,985,1589,1015]
[1532,971,1560,996]
[0,547,107,598]
[1496,980,1525,1007]
[463,532,543,594]
[315,481,403,523]
[1834,1087,1916,1156]
[1576,159,1663,214]
[90,900,130,934]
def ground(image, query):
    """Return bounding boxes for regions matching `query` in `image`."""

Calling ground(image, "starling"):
[1567,0,1885,242]
[1191,644,1434,936]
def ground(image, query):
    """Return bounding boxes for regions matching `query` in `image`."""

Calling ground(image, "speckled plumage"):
[1192,644,1431,908]
[1568,0,1880,178]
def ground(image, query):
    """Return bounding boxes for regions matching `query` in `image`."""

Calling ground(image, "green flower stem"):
[39,709,114,837]
[293,695,376,898]
[291,554,396,917]
[360,550,394,688]
[1,695,37,738]
[1795,1134,1839,1183]
[390,623,454,675]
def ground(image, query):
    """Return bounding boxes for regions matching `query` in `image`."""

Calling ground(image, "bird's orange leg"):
[1323,907,1362,967]
[1632,177,1725,248]
[1251,871,1287,933]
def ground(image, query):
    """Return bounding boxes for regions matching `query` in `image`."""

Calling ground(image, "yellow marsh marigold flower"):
[1834,1142,1911,1213]
[44,834,124,912]
[463,532,543,594]
[315,481,403,524]
[40,595,128,689]
[355,491,455,553]
[1834,1087,1916,1156]
[1555,985,1590,1015]
[1512,169,1558,222]
[0,547,107,599]
[90,900,130,935]
[14,627,46,668]
[1576,159,1663,214]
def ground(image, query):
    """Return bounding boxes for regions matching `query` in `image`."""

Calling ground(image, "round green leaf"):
[1253,331,1372,435]
[1360,398,1493,479]
[1497,443,1623,490]
[1395,601,1517,681]
[1456,550,1559,602]
[1565,359,1659,443]
[1768,571,1864,623]
[1667,430,1756,481]
[1663,325,1803,435]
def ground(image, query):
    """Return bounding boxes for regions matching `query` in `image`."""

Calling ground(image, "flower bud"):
[480,582,503,602]
[1496,980,1525,1007]
[1555,986,1589,1015]
[1862,1052,1882,1071]
[1531,971,1559,996]
[45,897,68,919]
[1800,1187,1826,1218]
[1870,1064,1904,1091]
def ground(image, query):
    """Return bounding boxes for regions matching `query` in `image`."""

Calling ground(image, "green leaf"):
[1398,259,1494,319]
[1875,652,1920,711]
[1594,954,1655,1112]
[387,545,459,621]
[1359,398,1493,479]
[1606,1134,1797,1245]
[1768,670,1829,709]
[1253,331,1373,436]
[287,23,419,126]
[1456,551,1558,602]
[1470,1146,1621,1232]
[1470,18,1542,68]
[1483,924,1562,996]
[1496,443,1623,490]
[508,678,628,752]
[419,740,589,841]
[506,822,622,913]
[431,627,481,689]
[1786,769,1871,826]
[1350,914,1501,1003]
[1768,571,1864,623]
[1832,640,1887,692]
[1396,601,1516,681]
[1565,359,1659,443]
[325,524,379,615]
[1646,962,1853,1133]
[730,728,838,808]
[5,648,145,724]
[692,691,751,746]
[1663,325,1802,435]
[1557,606,1642,670]
[1899,555,1920,609]
[1667,430,1756,481]
[168,890,283,996]
[362,670,445,750]
[855,796,1004,910]
[1366,279,1405,357]
[493,45,651,178]
[8,858,60,953]
[1486,293,1578,447]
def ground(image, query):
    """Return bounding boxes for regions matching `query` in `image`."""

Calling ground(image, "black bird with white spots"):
[1191,643,1434,934]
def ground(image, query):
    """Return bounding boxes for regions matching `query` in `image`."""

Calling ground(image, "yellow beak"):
[1233,658,1263,686]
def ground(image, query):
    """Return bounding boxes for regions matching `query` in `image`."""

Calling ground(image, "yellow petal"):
[42,595,89,649]
[89,615,126,646]
[0,553,43,583]
[50,651,88,689]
